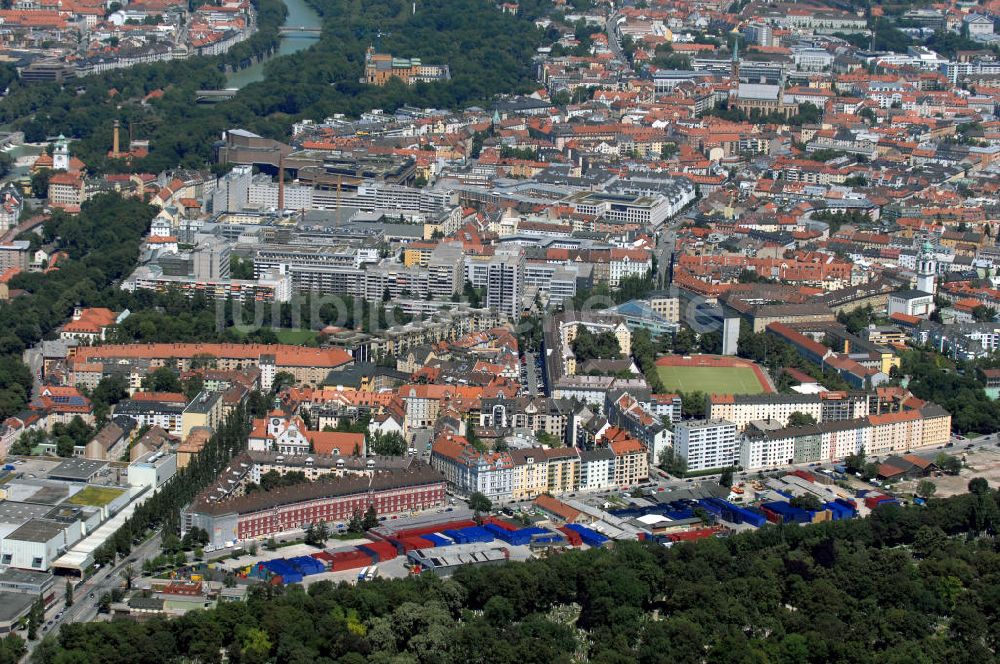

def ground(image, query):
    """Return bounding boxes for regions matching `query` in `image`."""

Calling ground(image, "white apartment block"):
[608,249,652,287]
[708,393,869,431]
[351,184,455,213]
[569,191,675,228]
[431,437,514,503]
[486,249,525,318]
[674,419,738,472]
[578,448,614,490]
[247,181,315,210]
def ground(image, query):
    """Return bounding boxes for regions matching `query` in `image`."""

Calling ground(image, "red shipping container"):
[864,495,891,510]
[332,549,371,561]
[392,520,477,539]
[762,507,782,524]
[788,469,816,483]
[329,552,372,572]
[485,517,518,532]
[361,540,398,562]
[396,536,433,552]
[310,552,337,567]
[668,527,722,543]
[557,526,583,546]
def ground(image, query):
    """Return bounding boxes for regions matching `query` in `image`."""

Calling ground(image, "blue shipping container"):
[422,533,452,547]
[564,524,609,547]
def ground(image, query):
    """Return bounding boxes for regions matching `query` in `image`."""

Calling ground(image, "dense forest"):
[0,0,542,174]
[31,484,1000,663]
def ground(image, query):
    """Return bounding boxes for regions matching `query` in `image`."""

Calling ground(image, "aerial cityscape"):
[0,0,998,661]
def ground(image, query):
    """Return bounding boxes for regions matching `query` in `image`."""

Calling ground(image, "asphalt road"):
[606,13,624,61]
[655,212,690,288]
[25,533,163,656]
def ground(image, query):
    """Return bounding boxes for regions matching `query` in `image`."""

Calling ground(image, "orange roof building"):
[69,343,352,389]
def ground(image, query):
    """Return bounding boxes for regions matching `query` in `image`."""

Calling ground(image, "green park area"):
[228,327,317,345]
[656,365,766,395]
[68,486,125,507]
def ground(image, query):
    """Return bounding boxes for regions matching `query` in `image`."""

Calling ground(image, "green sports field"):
[656,365,766,395]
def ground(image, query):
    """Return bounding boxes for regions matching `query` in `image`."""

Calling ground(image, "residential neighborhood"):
[0,0,998,660]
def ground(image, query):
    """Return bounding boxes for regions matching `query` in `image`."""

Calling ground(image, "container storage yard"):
[204,469,907,587]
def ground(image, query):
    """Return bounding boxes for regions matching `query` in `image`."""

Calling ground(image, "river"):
[225,0,323,89]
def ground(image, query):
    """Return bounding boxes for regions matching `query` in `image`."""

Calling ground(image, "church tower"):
[916,241,937,294]
[53,135,70,171]
[731,37,740,81]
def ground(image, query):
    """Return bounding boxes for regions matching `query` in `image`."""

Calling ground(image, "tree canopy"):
[571,326,622,361]
[0,195,156,421]
[0,0,543,175]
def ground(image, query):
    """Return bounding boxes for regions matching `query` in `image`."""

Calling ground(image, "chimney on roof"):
[278,153,285,212]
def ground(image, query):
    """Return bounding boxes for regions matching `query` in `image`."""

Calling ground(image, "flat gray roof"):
[0,591,35,623]
[7,518,65,543]
[0,501,51,524]
[0,568,53,588]
[49,458,108,481]
[184,391,222,414]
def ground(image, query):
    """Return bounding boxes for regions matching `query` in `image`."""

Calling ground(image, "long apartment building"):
[740,403,951,471]
[124,266,292,304]
[566,185,694,229]
[182,458,445,548]
[69,343,353,390]
[254,243,463,301]
[767,323,889,389]
[431,432,650,503]
[707,392,870,431]
[324,306,505,364]
[351,183,456,213]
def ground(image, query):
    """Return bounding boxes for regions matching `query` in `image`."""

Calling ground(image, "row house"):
[606,391,671,468]
[432,430,653,502]
[430,434,514,502]
[739,403,951,471]
[479,396,576,442]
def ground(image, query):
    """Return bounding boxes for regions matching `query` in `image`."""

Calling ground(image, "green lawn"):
[228,327,317,345]
[656,366,766,395]
[68,485,125,507]
[274,328,317,344]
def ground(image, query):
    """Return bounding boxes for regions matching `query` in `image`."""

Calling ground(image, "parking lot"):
[2,456,62,479]
[894,446,1000,498]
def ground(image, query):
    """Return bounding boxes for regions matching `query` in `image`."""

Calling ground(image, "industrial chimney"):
[278,153,285,212]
